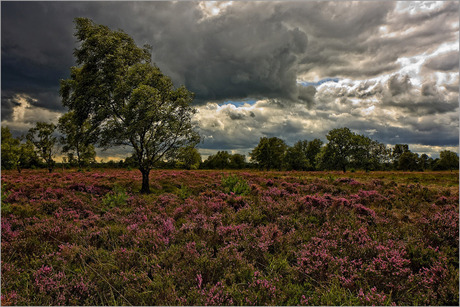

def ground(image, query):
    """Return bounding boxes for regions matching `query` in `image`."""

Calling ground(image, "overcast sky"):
[2,1,459,160]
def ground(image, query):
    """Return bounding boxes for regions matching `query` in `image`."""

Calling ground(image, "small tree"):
[176,145,201,170]
[58,111,96,169]
[352,134,389,171]
[2,126,20,171]
[202,151,231,169]
[60,18,199,193]
[27,122,57,173]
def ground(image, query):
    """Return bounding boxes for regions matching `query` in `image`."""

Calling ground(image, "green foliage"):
[438,150,459,171]
[202,151,231,169]
[27,122,58,173]
[102,185,129,210]
[321,127,356,172]
[1,126,39,172]
[305,138,323,169]
[177,184,192,199]
[285,140,310,171]
[229,154,247,169]
[221,174,250,195]
[175,146,201,170]
[250,137,287,170]
[58,111,96,168]
[202,152,248,169]
[398,151,421,171]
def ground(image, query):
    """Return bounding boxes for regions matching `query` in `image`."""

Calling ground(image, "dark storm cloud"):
[381,75,458,116]
[2,1,457,109]
[1,1,313,109]
[145,1,311,105]
[295,1,458,79]
[1,1,80,120]
[1,92,20,120]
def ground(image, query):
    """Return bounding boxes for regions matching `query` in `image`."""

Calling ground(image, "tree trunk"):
[140,168,151,194]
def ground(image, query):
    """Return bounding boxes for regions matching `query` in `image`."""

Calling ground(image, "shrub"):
[221,174,250,196]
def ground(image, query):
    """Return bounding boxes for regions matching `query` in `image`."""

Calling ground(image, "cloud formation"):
[1,1,458,159]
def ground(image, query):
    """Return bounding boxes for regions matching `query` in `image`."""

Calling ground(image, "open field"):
[1,169,458,305]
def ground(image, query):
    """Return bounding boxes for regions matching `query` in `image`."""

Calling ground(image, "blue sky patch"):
[219,99,257,108]
[299,77,340,87]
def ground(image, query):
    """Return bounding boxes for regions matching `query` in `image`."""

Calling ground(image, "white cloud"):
[1,94,62,133]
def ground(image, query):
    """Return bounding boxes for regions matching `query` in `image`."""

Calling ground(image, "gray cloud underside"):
[424,50,459,71]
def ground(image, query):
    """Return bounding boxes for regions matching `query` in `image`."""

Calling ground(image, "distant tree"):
[202,151,231,169]
[392,144,410,169]
[321,127,355,172]
[2,126,20,171]
[250,137,287,170]
[430,158,440,170]
[60,18,199,193]
[58,111,96,169]
[398,151,420,171]
[27,122,58,173]
[284,140,310,170]
[0,127,36,172]
[229,154,246,169]
[63,152,78,167]
[176,145,201,169]
[418,154,431,171]
[352,134,389,171]
[123,154,139,169]
[305,138,323,170]
[437,150,459,171]
[17,139,39,171]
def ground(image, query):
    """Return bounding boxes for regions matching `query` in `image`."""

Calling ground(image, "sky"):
[1,1,459,160]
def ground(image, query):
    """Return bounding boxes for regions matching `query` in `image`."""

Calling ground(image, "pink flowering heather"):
[1,169,458,305]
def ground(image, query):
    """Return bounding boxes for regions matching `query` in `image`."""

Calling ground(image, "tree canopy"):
[60,18,199,192]
[250,137,287,170]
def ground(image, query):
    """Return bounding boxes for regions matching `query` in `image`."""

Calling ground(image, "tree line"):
[3,124,458,173]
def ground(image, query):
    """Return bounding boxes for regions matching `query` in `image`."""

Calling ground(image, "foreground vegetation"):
[1,169,458,305]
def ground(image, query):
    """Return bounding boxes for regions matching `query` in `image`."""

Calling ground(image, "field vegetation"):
[1,169,458,305]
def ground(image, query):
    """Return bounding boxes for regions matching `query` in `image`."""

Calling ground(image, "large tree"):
[60,18,199,193]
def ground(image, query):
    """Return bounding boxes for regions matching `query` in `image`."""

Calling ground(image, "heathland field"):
[1,169,458,305]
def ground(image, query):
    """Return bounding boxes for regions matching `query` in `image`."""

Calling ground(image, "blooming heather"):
[1,169,458,305]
